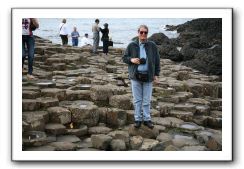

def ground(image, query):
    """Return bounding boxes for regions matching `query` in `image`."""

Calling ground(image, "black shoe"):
[144,121,154,129]
[134,121,141,128]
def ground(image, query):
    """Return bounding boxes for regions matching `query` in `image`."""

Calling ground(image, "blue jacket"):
[122,39,160,82]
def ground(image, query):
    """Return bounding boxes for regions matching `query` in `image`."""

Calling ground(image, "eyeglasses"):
[139,31,148,35]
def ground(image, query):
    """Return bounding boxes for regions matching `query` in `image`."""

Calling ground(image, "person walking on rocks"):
[92,19,100,54]
[59,19,69,46]
[100,23,109,55]
[22,18,39,80]
[123,25,160,129]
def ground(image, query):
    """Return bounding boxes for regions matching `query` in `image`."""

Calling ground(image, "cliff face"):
[149,18,222,75]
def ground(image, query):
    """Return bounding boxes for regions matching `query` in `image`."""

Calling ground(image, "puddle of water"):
[181,124,198,130]
[79,105,87,108]
[174,134,192,139]
[80,84,91,88]
[68,79,75,82]
[36,82,53,85]
[199,131,213,136]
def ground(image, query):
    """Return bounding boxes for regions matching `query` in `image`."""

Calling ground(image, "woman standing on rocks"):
[123,25,160,129]
[100,23,109,55]
[22,18,39,80]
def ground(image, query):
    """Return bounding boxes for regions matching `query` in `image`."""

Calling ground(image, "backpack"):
[30,19,37,31]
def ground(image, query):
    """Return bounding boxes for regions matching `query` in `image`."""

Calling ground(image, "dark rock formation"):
[150,18,222,75]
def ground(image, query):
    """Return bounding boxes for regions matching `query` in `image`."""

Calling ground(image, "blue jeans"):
[131,79,153,121]
[72,38,78,46]
[22,35,35,75]
[93,32,99,53]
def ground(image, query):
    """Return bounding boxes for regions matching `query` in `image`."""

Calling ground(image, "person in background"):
[92,19,100,54]
[100,23,109,55]
[122,25,160,129]
[59,18,69,46]
[22,18,39,80]
[71,26,80,46]
[80,33,92,47]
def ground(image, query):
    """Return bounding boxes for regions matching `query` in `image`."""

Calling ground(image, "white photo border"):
[12,8,232,161]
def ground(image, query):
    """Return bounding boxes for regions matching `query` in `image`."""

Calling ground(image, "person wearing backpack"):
[22,18,39,80]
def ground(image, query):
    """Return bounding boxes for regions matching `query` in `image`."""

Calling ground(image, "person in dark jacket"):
[100,23,109,55]
[122,25,160,129]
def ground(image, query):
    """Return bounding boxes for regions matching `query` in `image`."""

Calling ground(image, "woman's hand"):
[130,58,140,64]
[153,76,159,84]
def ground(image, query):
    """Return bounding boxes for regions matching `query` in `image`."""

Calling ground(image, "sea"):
[33,18,193,48]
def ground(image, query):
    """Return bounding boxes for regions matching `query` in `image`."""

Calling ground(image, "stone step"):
[22,99,41,111]
[47,106,71,124]
[208,98,222,111]
[45,57,65,65]
[66,125,88,137]
[157,92,193,104]
[41,88,66,101]
[23,111,49,132]
[56,135,81,143]
[109,94,133,110]
[45,123,67,135]
[67,100,99,127]
[128,124,159,139]
[140,139,159,151]
[169,110,194,122]
[157,102,175,117]
[23,131,48,147]
[91,134,112,150]
[36,97,59,109]
[88,126,113,135]
[35,80,56,88]
[171,134,200,148]
[153,87,176,97]
[174,103,196,113]
[106,108,127,128]
[48,141,78,151]
[151,117,184,127]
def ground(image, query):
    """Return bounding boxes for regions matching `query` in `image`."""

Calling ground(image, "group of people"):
[22,17,161,129]
[91,19,110,55]
[59,19,92,47]
[59,18,110,55]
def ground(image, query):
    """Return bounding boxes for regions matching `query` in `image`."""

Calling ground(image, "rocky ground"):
[22,36,222,151]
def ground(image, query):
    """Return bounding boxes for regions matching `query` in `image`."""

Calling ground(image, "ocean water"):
[34,18,193,48]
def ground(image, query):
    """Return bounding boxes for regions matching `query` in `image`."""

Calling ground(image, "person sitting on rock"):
[80,33,92,47]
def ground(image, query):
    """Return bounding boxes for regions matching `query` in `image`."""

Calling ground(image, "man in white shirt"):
[59,19,69,45]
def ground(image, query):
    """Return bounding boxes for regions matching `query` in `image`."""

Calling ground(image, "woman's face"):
[138,27,148,42]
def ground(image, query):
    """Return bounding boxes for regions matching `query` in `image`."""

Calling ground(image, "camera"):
[139,58,146,64]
